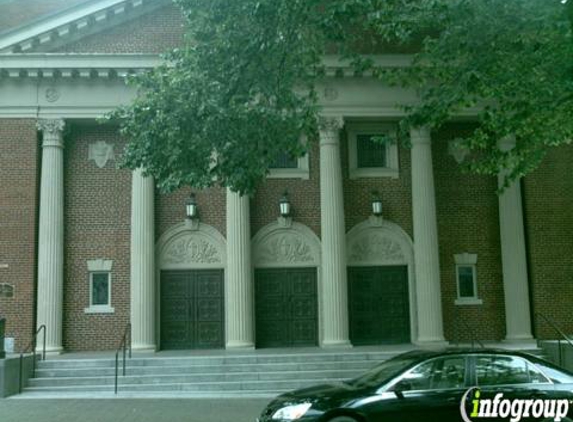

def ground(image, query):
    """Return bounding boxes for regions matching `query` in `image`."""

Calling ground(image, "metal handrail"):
[535,312,573,367]
[114,322,131,394]
[19,324,46,393]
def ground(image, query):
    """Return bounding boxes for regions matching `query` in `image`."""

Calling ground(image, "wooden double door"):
[255,268,318,348]
[160,269,224,350]
[348,265,410,345]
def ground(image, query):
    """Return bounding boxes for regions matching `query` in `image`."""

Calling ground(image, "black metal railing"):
[535,312,573,367]
[114,322,131,394]
[19,324,46,393]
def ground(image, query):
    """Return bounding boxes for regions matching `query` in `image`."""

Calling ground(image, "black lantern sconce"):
[279,191,291,217]
[186,193,198,219]
[371,191,383,217]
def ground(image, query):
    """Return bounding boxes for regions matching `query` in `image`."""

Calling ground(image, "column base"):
[131,344,156,353]
[37,346,64,356]
[502,336,536,350]
[321,339,352,349]
[226,340,255,350]
[413,338,449,349]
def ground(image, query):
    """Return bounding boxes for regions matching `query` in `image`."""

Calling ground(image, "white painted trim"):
[84,305,115,314]
[0,53,162,70]
[346,122,400,179]
[346,217,417,343]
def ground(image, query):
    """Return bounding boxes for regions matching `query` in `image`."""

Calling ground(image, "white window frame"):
[84,259,114,314]
[454,253,482,305]
[346,122,399,179]
[267,152,310,179]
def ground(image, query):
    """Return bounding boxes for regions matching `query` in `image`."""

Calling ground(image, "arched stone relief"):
[346,216,413,266]
[252,220,321,268]
[156,221,226,269]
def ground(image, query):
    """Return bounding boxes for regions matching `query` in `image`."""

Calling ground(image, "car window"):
[533,361,573,384]
[392,356,466,391]
[348,356,419,388]
[475,356,550,386]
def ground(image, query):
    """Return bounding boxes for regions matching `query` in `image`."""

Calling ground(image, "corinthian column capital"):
[318,116,344,145]
[409,126,431,145]
[37,119,65,148]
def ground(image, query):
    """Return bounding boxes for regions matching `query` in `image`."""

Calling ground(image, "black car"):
[257,348,573,422]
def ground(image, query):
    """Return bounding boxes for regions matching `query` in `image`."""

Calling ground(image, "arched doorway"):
[156,222,227,349]
[346,217,416,345]
[252,219,321,348]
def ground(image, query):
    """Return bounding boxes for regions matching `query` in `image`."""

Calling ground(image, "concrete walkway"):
[0,398,269,422]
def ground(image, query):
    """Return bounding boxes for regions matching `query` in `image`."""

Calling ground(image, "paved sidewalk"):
[0,398,269,422]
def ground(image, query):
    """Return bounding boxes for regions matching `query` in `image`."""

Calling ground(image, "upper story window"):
[454,253,482,305]
[268,150,309,179]
[347,123,399,179]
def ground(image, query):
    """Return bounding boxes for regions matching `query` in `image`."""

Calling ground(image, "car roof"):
[398,347,541,361]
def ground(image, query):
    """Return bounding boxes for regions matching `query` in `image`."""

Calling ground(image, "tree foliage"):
[109,0,573,194]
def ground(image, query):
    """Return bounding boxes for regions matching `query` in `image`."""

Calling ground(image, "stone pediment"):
[348,233,405,264]
[0,0,172,54]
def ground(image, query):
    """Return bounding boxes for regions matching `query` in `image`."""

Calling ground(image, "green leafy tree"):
[110,0,573,194]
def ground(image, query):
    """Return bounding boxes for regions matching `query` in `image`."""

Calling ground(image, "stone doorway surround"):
[346,216,417,343]
[252,218,323,345]
[155,221,227,349]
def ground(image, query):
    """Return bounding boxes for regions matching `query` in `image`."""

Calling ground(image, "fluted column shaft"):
[410,127,446,344]
[319,117,351,347]
[225,190,254,348]
[36,119,65,354]
[498,139,532,340]
[130,168,156,351]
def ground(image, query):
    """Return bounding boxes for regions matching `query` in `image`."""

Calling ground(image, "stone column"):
[319,116,351,347]
[36,119,65,354]
[498,138,533,341]
[410,127,446,345]
[225,190,254,348]
[130,168,156,351]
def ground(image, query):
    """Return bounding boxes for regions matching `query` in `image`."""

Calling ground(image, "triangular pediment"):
[0,0,175,54]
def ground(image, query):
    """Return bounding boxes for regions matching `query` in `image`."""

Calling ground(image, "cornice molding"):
[0,53,162,78]
[0,0,170,54]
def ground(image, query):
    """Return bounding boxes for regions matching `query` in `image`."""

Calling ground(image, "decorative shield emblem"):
[88,141,115,168]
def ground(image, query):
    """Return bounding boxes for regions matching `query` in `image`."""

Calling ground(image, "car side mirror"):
[392,382,411,399]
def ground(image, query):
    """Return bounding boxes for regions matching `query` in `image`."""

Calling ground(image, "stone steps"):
[18,349,400,398]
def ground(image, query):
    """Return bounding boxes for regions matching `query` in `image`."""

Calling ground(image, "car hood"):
[279,381,371,408]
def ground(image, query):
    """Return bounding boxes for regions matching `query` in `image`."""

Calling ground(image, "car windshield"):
[347,355,420,389]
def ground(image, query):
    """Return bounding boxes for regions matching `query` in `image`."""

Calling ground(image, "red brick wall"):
[523,144,573,338]
[433,123,505,342]
[251,140,321,238]
[156,186,226,241]
[0,119,38,352]
[56,4,184,54]
[341,123,413,238]
[63,123,131,351]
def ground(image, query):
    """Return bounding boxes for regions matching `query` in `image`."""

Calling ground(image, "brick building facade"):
[0,0,571,353]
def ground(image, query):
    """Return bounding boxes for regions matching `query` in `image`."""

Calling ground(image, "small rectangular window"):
[270,151,298,169]
[356,134,387,168]
[454,253,482,305]
[457,266,475,298]
[91,272,110,306]
[85,271,114,313]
